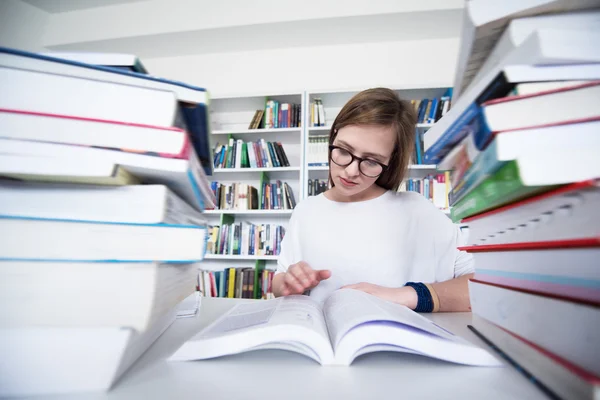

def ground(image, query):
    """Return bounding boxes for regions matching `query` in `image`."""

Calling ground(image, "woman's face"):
[329,124,396,200]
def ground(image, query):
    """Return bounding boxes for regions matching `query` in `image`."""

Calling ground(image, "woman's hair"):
[329,88,416,191]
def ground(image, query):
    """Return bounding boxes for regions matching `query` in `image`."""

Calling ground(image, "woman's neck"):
[324,184,387,203]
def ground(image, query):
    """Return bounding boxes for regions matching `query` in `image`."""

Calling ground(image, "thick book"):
[0,47,206,104]
[0,182,207,226]
[449,117,600,205]
[0,307,176,397]
[468,81,600,150]
[460,180,600,246]
[469,280,600,377]
[452,0,599,99]
[0,154,139,186]
[42,51,149,74]
[0,216,207,262]
[472,315,600,400]
[0,108,189,156]
[424,31,600,163]
[0,261,197,331]
[0,65,181,128]
[471,11,600,93]
[168,289,501,367]
[0,138,215,210]
[450,157,600,221]
[470,246,600,305]
[0,47,213,176]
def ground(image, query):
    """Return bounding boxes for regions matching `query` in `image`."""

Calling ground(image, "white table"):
[31,298,549,400]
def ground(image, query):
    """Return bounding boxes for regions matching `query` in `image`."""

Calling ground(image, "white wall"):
[0,0,48,51]
[145,38,460,98]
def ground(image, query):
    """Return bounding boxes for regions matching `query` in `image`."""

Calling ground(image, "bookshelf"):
[205,87,451,276]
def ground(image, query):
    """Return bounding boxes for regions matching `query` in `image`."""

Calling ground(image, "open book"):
[169,289,501,366]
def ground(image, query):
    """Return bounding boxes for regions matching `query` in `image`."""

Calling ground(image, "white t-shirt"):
[276,190,473,302]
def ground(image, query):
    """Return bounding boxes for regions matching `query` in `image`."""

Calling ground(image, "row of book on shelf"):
[197,268,276,299]
[307,135,329,166]
[210,181,297,210]
[400,173,450,210]
[259,100,302,129]
[411,96,451,125]
[0,47,216,397]
[424,4,600,399]
[308,178,328,196]
[213,138,290,169]
[207,223,285,256]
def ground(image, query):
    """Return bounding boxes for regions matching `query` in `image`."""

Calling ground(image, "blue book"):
[0,46,212,176]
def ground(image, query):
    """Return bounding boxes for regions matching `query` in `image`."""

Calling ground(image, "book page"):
[323,289,460,350]
[202,295,329,342]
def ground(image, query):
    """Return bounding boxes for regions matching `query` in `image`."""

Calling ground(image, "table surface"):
[28,297,550,400]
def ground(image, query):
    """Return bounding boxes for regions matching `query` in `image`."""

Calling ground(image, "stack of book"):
[210,180,297,210]
[213,138,290,169]
[198,268,275,299]
[207,223,285,256]
[0,48,215,397]
[424,3,600,399]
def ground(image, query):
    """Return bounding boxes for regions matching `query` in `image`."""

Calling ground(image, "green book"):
[451,161,557,222]
[241,142,249,168]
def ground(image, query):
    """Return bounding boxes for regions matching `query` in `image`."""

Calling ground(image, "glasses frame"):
[328,145,389,178]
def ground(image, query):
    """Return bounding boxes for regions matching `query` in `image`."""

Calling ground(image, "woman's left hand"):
[341,283,418,309]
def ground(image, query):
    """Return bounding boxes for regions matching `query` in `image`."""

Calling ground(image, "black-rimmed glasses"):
[329,145,388,178]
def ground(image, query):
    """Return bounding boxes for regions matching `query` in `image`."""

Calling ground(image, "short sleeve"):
[453,226,474,277]
[276,208,301,275]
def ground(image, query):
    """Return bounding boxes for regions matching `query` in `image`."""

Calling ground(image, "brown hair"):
[329,88,416,191]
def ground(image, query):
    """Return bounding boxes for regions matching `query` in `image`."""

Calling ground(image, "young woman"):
[272,88,473,312]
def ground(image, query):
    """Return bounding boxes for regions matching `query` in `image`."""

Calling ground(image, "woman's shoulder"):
[385,191,450,220]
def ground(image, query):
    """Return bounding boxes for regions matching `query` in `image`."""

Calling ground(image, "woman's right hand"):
[274,261,331,296]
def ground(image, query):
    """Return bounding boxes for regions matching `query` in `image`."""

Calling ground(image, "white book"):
[472,316,600,400]
[0,138,215,210]
[452,0,599,99]
[235,139,243,169]
[0,67,179,127]
[0,261,197,331]
[168,289,501,367]
[473,11,600,88]
[470,247,600,305]
[0,48,206,104]
[0,307,176,397]
[462,180,600,247]
[469,280,600,377]
[0,182,207,226]
[0,217,207,262]
[42,51,148,73]
[0,108,188,155]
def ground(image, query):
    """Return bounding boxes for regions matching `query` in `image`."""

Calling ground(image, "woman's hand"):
[273,261,331,297]
[342,283,418,309]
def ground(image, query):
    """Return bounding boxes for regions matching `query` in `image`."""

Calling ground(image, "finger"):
[316,270,331,281]
[290,265,313,288]
[281,288,290,296]
[284,272,306,294]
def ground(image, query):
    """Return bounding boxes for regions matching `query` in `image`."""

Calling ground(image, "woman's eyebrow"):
[336,140,386,160]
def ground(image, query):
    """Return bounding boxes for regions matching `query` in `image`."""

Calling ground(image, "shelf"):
[213,167,301,173]
[416,123,434,128]
[308,126,331,131]
[212,128,301,135]
[308,165,329,171]
[204,209,293,215]
[205,254,279,261]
